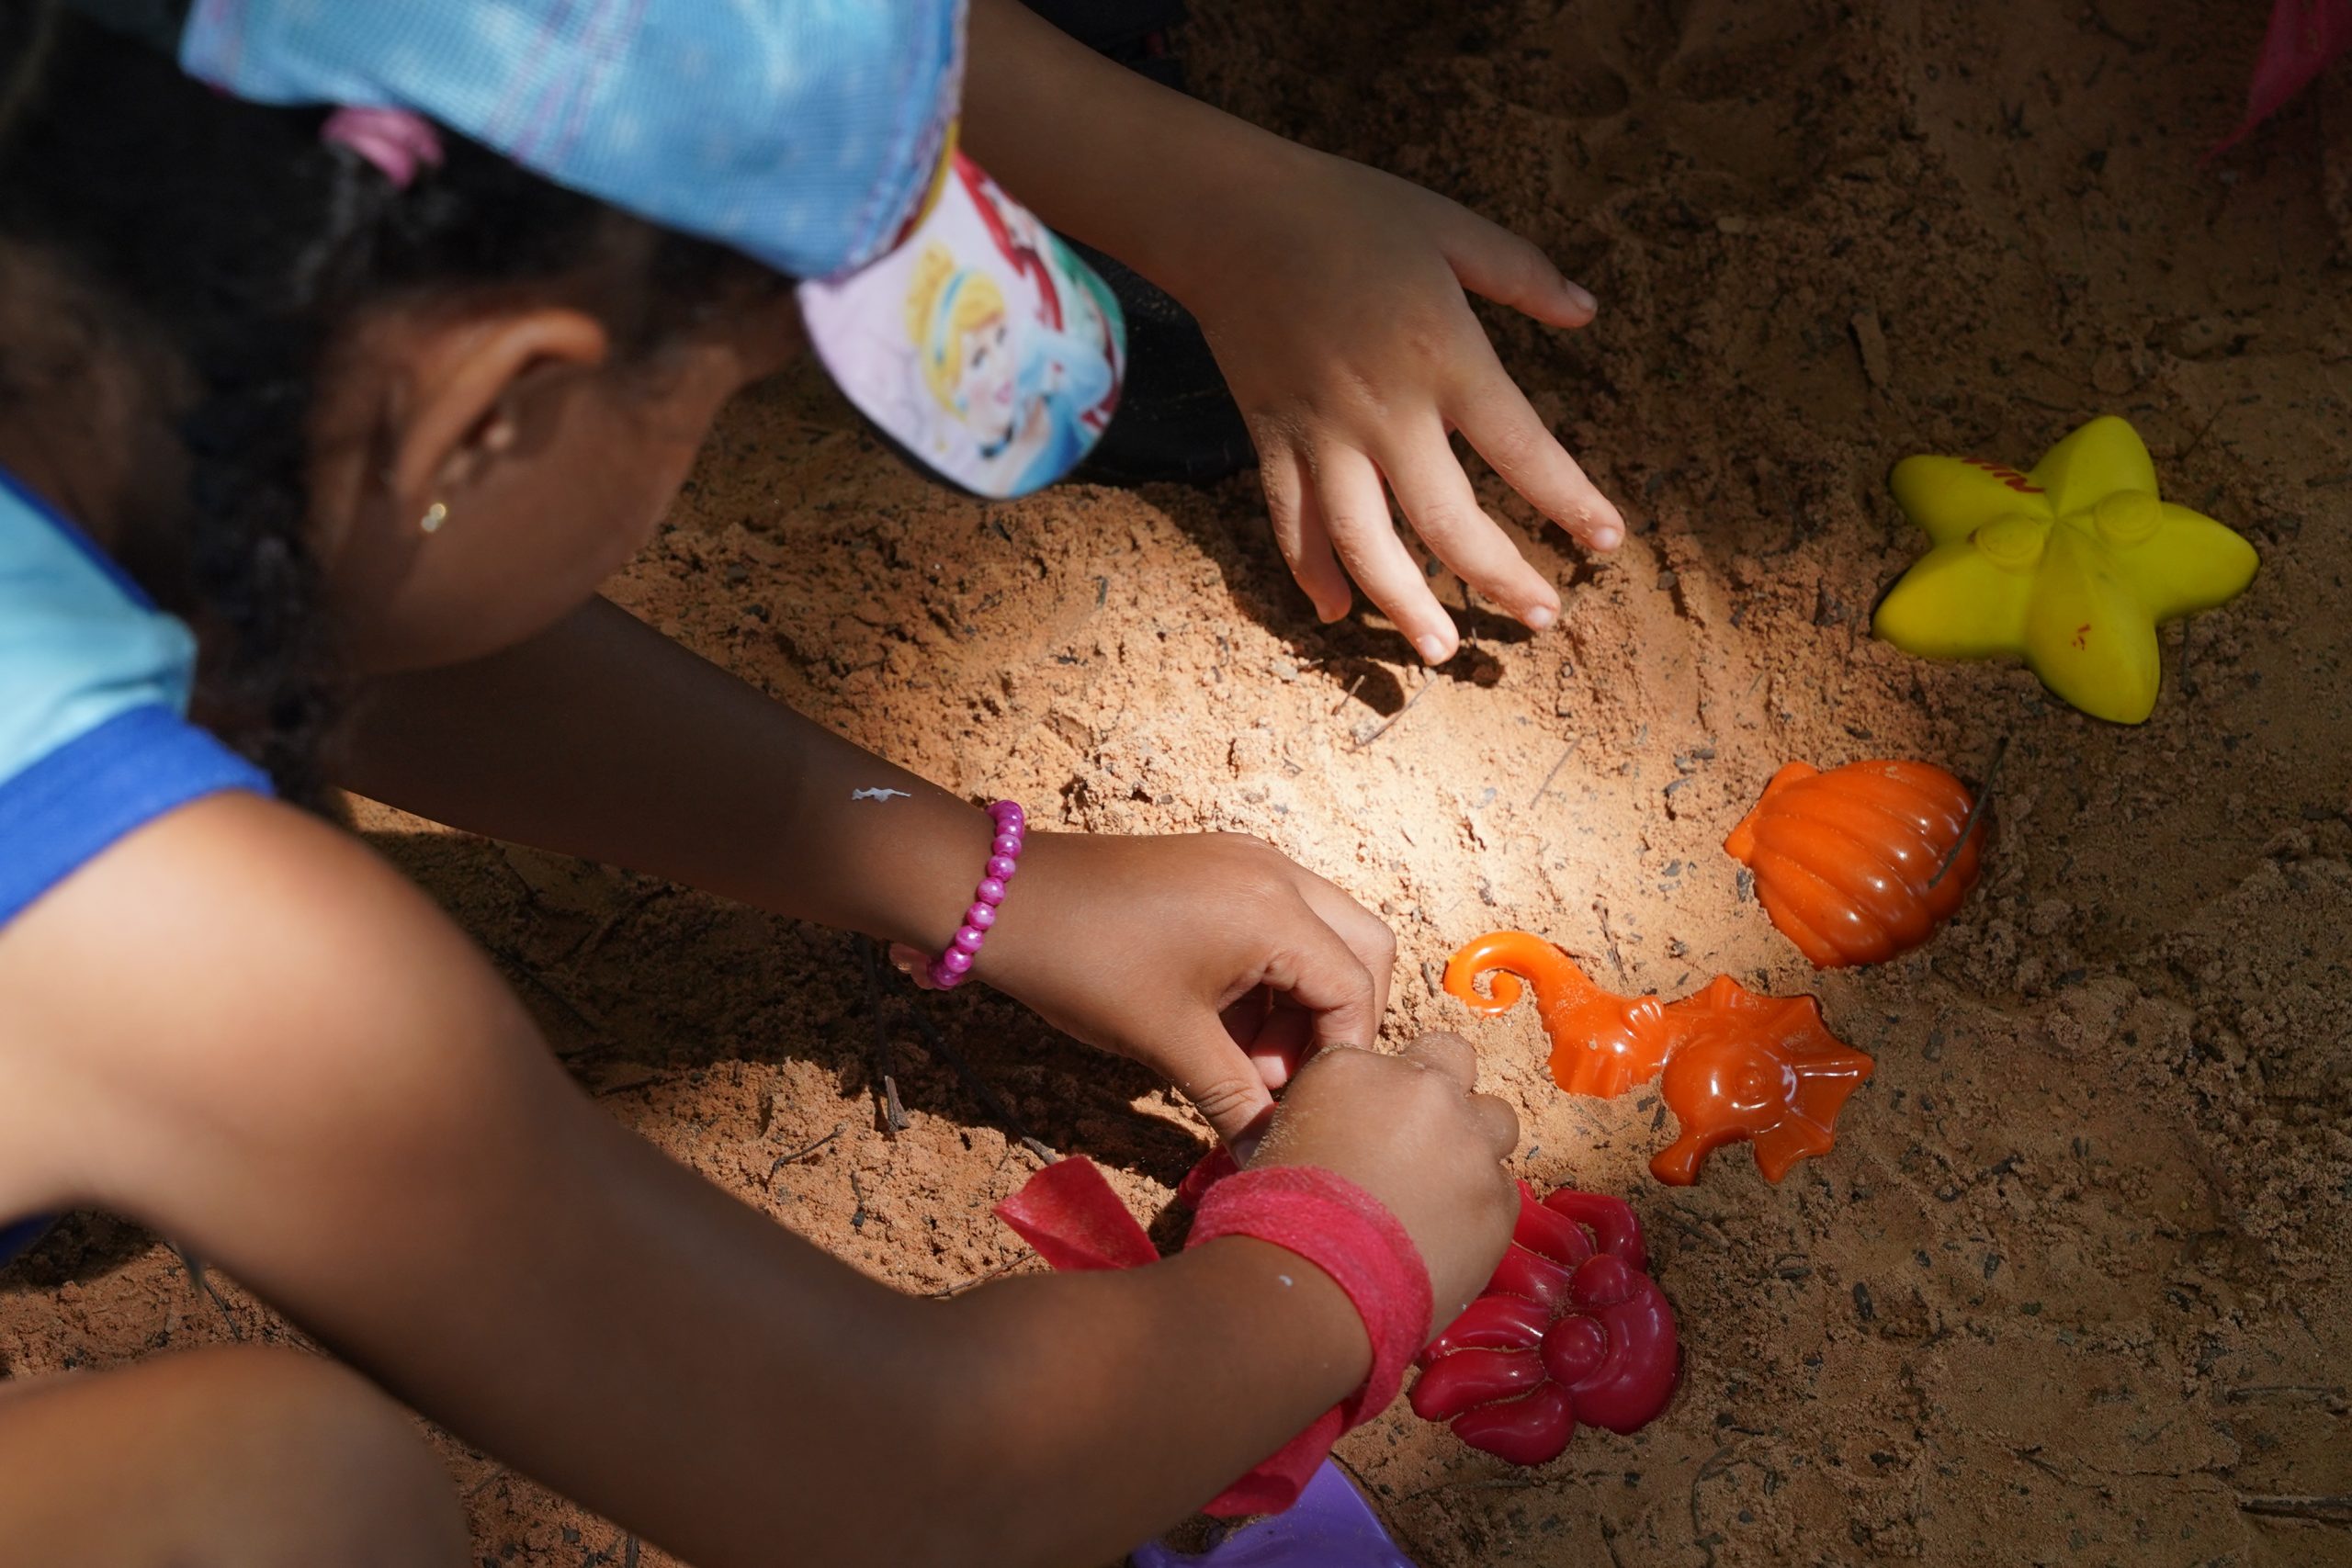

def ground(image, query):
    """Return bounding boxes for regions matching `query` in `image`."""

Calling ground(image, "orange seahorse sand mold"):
[1442,932,1873,1186]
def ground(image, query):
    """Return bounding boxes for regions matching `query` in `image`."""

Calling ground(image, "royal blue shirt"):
[0,465,272,1266]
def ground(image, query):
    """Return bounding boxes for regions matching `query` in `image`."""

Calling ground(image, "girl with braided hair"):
[0,4,1527,1562]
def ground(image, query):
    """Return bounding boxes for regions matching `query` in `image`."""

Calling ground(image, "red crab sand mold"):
[1409,1182,1679,1465]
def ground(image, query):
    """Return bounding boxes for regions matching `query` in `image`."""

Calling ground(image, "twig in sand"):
[1928,735,2009,891]
[2237,1495,2352,1524]
[568,886,681,965]
[1687,1443,1737,1568]
[1527,735,1584,808]
[506,956,610,1041]
[175,1247,243,1341]
[1351,671,1440,750]
[768,1122,845,1182]
[898,1007,1057,1164]
[1291,671,1367,746]
[579,1535,640,1567]
[928,1249,1039,1298]
[856,938,910,1134]
[1592,897,1631,988]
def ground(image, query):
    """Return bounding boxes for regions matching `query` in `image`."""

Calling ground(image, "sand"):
[5,1,2349,1563]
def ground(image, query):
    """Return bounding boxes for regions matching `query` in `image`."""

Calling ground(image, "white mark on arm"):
[851,787,911,803]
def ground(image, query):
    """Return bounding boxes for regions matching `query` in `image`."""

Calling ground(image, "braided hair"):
[0,4,787,809]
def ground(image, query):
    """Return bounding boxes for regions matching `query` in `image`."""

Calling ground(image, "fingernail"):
[1592,526,1623,549]
[1566,282,1598,314]
[1525,604,1556,631]
[1415,633,1453,664]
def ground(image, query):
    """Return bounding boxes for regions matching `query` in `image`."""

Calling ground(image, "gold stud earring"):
[420,502,448,535]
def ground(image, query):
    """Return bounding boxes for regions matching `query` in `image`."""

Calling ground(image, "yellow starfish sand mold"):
[1871,416,2259,724]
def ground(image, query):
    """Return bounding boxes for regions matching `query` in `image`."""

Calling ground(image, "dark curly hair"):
[0,3,788,808]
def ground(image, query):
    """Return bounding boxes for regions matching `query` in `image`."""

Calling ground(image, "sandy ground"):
[6,1,2351,1563]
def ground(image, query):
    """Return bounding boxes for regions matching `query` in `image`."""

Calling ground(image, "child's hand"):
[1170,144,1624,664]
[924,830,1396,1148]
[1252,1031,1521,1318]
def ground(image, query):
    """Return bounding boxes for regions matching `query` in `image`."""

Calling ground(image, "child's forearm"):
[339,596,988,957]
[960,0,1303,301]
[933,1239,1371,1555]
[8,797,1365,1565]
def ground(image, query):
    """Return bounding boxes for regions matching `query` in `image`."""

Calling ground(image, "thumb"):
[1438,210,1598,329]
[1165,1023,1282,1147]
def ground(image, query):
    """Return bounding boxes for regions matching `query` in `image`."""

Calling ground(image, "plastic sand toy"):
[1871,416,2257,723]
[1130,1462,1416,1568]
[1442,930,1676,1098]
[1442,933,1874,1185]
[2214,0,2352,153]
[1724,759,1986,968]
[1648,976,1875,1185]
[1409,1182,1678,1465]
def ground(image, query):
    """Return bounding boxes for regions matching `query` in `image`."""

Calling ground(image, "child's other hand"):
[918,830,1396,1148]
[1177,147,1625,664]
[1252,1032,1521,1317]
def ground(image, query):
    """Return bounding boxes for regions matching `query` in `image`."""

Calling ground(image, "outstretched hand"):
[896,829,1395,1149]
[1177,146,1625,663]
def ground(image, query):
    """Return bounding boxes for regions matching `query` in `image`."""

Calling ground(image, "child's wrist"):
[1182,1163,1435,1516]
[857,796,1003,955]
[1120,132,1321,306]
[919,800,1027,989]
[1182,1234,1371,1390]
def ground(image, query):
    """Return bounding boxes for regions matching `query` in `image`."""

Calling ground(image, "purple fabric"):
[1131,1462,1418,1568]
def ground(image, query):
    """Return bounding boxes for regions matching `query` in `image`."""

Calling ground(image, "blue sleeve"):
[0,704,270,927]
[0,468,273,931]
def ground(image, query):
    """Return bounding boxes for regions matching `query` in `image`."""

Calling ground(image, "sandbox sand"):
[5,1,2348,1563]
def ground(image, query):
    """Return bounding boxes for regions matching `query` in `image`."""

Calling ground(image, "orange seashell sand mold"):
[1444,934,1874,1185]
[1724,759,1988,968]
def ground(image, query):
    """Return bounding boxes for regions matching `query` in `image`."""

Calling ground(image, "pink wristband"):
[1185,1166,1434,1517]
[929,800,1025,989]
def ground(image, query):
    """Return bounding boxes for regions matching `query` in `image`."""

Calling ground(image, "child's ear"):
[384,307,612,518]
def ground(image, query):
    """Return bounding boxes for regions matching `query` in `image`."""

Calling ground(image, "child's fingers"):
[1260,445,1353,623]
[1378,423,1562,631]
[1291,874,1396,1025]
[1241,998,1315,1090]
[1167,1029,1283,1147]
[1251,899,1383,1064]
[888,942,944,989]
[1448,371,1626,553]
[1466,1089,1521,1163]
[1433,206,1598,329]
[1399,1029,1480,1088]
[1308,443,1461,664]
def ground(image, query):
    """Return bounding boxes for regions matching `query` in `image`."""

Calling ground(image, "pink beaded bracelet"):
[929,800,1026,989]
